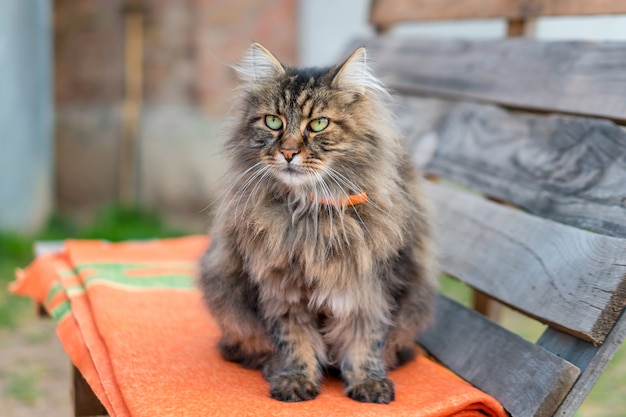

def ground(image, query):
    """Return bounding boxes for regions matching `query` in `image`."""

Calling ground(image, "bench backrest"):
[365,1,626,416]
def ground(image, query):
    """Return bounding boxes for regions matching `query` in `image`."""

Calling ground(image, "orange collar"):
[312,192,368,207]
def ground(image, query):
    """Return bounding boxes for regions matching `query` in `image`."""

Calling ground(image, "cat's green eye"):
[264,115,283,131]
[309,117,329,133]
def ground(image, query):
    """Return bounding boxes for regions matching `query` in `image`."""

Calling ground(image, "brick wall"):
[54,0,125,105]
[54,0,298,225]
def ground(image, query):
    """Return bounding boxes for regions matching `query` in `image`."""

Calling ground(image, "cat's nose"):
[279,148,300,163]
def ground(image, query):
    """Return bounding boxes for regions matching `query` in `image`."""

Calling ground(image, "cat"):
[199,43,437,404]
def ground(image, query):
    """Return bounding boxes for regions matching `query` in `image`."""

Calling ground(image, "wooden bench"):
[362,1,626,416]
[34,242,110,417]
[40,2,626,416]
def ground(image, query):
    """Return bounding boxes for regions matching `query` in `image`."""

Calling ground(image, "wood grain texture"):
[370,0,626,30]
[392,95,626,239]
[418,295,580,417]
[425,181,626,344]
[542,310,626,416]
[355,37,626,122]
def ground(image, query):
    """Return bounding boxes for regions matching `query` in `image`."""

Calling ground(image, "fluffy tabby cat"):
[199,43,437,404]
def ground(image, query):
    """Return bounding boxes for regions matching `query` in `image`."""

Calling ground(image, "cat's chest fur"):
[231,197,395,318]
[240,200,370,276]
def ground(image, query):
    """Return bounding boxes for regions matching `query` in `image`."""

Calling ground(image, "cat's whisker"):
[313,174,333,256]
[311,174,333,256]
[236,166,272,217]
[211,162,267,225]
[321,167,358,192]
[321,173,350,255]
[324,166,386,214]
[324,167,391,241]
[228,164,271,223]
[200,161,266,215]
[308,172,323,246]
[241,167,273,220]
[321,168,369,244]
[218,178,254,224]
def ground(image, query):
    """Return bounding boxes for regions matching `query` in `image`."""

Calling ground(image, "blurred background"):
[1,1,625,416]
[3,0,626,235]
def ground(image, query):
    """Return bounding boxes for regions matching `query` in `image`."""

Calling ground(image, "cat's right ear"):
[235,43,285,84]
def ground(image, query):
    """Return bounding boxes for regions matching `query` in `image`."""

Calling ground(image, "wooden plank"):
[538,309,626,416]
[73,366,109,416]
[418,295,580,417]
[119,5,144,206]
[370,0,626,31]
[425,181,626,345]
[357,37,626,122]
[507,18,526,37]
[392,96,626,239]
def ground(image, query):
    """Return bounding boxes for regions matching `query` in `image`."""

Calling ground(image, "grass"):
[0,233,35,329]
[0,204,187,330]
[0,204,189,407]
[3,366,44,405]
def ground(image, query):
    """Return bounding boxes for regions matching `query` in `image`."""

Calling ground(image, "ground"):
[0,318,71,416]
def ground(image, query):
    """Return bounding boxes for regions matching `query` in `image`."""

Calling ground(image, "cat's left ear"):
[235,43,285,84]
[332,47,386,96]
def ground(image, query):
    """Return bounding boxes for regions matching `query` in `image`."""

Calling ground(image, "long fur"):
[199,43,437,404]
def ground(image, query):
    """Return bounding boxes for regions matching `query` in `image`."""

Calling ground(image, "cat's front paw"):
[270,373,320,402]
[217,338,271,370]
[348,377,395,404]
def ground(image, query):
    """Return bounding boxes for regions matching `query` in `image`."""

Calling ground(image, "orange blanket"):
[10,236,507,417]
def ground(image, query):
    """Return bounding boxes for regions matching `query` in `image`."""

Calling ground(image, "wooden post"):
[73,366,108,416]
[473,291,503,322]
[506,17,537,38]
[119,0,144,205]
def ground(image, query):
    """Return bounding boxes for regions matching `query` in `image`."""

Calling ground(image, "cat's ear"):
[332,47,387,96]
[235,43,285,84]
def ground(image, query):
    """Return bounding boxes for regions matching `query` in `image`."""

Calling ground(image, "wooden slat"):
[538,309,626,416]
[393,96,626,238]
[418,295,580,417]
[370,0,626,31]
[357,37,626,122]
[425,181,626,345]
